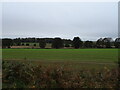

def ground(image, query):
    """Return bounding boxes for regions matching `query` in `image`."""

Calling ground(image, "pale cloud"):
[2,2,118,40]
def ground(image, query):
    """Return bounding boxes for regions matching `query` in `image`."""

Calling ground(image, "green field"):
[2,49,119,70]
[2,49,118,61]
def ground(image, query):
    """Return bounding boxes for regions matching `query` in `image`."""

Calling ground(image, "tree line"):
[1,37,120,49]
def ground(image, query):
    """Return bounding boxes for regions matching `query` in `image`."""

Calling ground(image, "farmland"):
[2,49,118,69]
[2,48,118,61]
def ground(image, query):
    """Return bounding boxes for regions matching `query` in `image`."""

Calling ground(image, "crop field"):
[2,49,119,70]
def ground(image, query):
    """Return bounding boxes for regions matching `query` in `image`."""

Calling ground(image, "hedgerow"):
[2,61,120,88]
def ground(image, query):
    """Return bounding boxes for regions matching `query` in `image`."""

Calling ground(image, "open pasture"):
[2,49,118,61]
[2,49,118,69]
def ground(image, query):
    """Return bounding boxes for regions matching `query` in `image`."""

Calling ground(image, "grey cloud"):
[2,2,118,40]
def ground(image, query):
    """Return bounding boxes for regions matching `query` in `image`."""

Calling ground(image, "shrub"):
[26,44,29,46]
[64,44,70,47]
[34,44,36,46]
[2,61,119,88]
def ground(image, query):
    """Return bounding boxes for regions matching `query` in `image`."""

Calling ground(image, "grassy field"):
[2,48,118,61]
[2,49,118,70]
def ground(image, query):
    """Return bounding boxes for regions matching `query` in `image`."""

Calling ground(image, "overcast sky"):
[2,2,118,41]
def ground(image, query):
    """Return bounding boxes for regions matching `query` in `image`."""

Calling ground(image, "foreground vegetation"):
[2,61,119,88]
